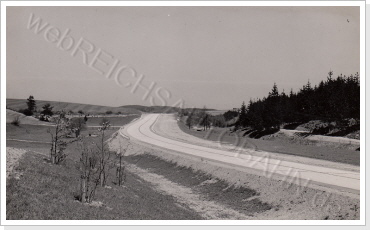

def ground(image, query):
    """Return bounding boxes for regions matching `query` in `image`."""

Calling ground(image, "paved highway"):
[123,114,360,193]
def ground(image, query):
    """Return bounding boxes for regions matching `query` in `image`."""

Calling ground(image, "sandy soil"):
[126,164,250,219]
[279,129,360,145]
[6,147,27,178]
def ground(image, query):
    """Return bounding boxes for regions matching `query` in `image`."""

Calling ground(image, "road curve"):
[123,114,360,193]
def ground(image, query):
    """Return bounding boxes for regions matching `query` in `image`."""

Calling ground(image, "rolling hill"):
[7,99,141,115]
[7,99,219,116]
[6,109,51,125]
[120,105,182,113]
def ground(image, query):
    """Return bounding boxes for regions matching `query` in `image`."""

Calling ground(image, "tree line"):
[179,106,239,130]
[179,107,212,130]
[236,71,360,131]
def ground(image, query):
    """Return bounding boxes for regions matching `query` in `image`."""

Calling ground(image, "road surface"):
[123,114,360,194]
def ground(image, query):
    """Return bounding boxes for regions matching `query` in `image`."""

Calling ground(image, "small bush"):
[106,110,113,115]
[39,115,50,122]
[11,117,20,126]
[99,118,110,126]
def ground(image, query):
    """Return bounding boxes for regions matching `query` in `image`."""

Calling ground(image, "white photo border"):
[0,0,366,226]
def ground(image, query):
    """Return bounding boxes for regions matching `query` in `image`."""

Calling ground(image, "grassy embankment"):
[7,151,202,220]
[177,118,359,166]
[7,115,200,220]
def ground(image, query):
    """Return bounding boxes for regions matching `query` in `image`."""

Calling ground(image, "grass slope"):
[6,152,202,220]
[6,116,204,220]
[178,120,360,166]
[6,109,50,125]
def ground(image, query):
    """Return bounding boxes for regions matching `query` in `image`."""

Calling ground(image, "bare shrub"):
[68,117,86,138]
[78,140,100,203]
[48,112,69,164]
[116,141,130,186]
[96,121,112,187]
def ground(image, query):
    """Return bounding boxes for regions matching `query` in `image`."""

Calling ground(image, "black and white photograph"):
[1,1,365,225]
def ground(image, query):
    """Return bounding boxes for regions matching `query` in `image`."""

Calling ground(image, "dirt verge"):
[126,154,272,219]
[6,147,27,178]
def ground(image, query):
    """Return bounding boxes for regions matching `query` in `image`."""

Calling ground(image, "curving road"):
[122,114,360,194]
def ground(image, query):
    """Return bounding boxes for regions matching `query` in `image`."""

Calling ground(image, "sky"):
[6,6,360,110]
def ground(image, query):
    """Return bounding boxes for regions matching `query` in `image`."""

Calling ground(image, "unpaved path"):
[127,164,249,220]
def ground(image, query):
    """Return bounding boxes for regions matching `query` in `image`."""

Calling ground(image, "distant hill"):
[7,99,141,115]
[7,99,218,116]
[120,105,182,113]
[120,105,220,114]
[206,110,227,116]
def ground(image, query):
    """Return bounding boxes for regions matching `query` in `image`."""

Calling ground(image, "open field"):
[6,126,119,163]
[6,112,138,159]
[7,124,52,142]
[7,99,141,115]
[6,124,121,143]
